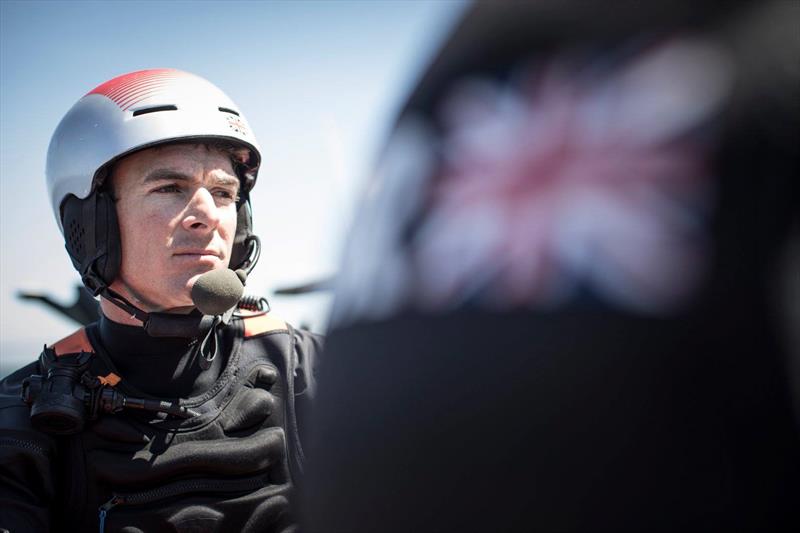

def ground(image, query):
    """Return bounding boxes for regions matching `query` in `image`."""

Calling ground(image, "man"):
[0,69,321,532]
[303,1,799,531]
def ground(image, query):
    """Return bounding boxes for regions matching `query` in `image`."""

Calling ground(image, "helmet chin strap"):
[100,284,151,323]
[91,236,261,339]
[99,284,218,339]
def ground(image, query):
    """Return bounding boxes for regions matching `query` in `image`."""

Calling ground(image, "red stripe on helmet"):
[117,81,178,109]
[108,78,180,107]
[104,74,171,102]
[86,69,187,109]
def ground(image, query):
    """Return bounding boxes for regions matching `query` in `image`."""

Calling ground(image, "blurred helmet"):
[46,68,262,291]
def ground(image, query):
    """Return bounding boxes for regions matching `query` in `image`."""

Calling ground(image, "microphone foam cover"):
[191,269,244,316]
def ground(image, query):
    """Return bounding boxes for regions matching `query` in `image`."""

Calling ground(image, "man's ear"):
[61,190,121,288]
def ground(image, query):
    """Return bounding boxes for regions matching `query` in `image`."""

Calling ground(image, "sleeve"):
[291,329,324,452]
[0,362,57,533]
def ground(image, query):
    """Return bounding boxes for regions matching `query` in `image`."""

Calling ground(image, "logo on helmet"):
[226,114,248,136]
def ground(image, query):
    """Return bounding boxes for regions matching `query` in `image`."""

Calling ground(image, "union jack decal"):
[332,36,735,325]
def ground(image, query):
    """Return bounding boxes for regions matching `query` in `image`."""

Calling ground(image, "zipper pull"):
[98,495,122,533]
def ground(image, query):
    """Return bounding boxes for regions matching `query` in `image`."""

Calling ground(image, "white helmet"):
[46,68,262,293]
[47,68,261,230]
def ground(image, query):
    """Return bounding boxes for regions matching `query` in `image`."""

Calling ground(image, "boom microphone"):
[191,269,246,316]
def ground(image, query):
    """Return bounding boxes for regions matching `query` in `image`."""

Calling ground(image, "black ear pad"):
[61,191,121,291]
[229,198,254,270]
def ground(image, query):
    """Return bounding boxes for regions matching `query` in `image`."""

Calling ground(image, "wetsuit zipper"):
[97,474,269,533]
[0,437,48,456]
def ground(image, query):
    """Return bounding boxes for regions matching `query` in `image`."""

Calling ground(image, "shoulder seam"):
[241,314,288,338]
[49,327,94,356]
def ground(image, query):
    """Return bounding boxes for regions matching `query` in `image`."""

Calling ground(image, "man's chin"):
[106,281,193,314]
[139,267,230,312]
[186,269,217,291]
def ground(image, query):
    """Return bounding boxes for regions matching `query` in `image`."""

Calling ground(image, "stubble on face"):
[106,143,240,314]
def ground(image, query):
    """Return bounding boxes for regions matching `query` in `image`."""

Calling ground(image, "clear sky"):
[0,0,467,375]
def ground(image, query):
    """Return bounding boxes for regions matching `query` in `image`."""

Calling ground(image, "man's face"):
[109,143,240,312]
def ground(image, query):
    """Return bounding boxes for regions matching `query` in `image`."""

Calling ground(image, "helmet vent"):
[218,107,239,116]
[67,219,86,256]
[132,105,178,117]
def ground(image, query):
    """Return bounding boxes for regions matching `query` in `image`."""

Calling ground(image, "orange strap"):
[49,328,94,356]
[98,373,121,386]
[243,313,287,338]
[47,328,123,387]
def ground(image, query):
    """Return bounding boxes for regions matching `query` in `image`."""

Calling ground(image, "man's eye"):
[153,184,181,193]
[214,190,238,201]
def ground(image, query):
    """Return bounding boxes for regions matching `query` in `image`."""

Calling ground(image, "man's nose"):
[181,187,221,232]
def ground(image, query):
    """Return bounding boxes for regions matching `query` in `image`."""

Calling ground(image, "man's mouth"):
[173,249,221,259]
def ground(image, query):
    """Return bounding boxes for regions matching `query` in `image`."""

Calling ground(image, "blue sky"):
[0,0,467,375]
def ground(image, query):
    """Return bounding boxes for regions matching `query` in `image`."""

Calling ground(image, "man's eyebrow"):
[142,169,192,184]
[142,169,240,189]
[211,174,241,189]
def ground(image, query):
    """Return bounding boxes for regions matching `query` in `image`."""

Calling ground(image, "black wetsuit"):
[0,312,321,533]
